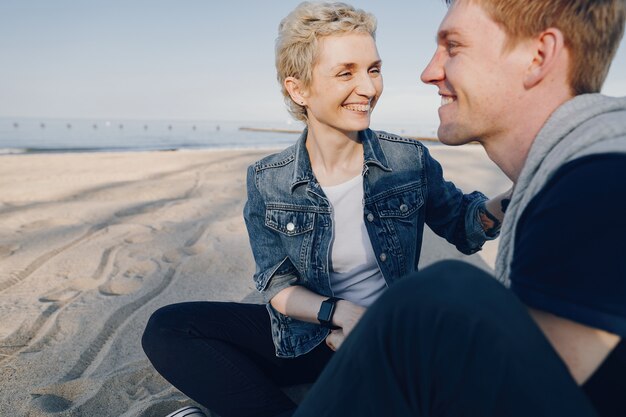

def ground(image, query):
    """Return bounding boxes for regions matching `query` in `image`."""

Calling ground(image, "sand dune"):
[0,146,510,416]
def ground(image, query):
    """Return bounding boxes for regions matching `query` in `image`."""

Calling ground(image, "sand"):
[0,145,510,416]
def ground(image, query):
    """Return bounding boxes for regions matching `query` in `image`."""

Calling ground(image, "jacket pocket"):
[265,206,316,236]
[375,184,424,218]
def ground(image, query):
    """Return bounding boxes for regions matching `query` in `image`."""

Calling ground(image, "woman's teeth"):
[343,104,370,112]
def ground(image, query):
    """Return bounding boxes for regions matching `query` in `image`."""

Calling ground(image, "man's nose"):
[421,51,445,85]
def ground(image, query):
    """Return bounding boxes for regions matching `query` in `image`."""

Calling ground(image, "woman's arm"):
[479,187,512,236]
[423,145,508,253]
[244,164,365,347]
[270,286,365,337]
[243,165,298,301]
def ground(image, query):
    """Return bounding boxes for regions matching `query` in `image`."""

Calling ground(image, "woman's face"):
[303,33,383,136]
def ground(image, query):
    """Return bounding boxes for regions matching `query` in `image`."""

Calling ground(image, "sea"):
[0,117,439,155]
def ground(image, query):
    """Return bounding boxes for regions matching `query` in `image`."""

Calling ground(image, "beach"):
[0,145,510,416]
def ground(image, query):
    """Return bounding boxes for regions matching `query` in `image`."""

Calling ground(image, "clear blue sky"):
[1,0,625,127]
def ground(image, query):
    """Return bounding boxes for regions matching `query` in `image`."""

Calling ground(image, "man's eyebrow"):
[436,29,461,42]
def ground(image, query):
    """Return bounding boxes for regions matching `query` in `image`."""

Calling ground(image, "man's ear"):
[524,28,567,89]
[284,77,307,106]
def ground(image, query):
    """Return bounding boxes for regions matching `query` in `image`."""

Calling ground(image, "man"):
[293,0,626,416]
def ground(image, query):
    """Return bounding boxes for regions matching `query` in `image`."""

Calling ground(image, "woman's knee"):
[141,302,201,354]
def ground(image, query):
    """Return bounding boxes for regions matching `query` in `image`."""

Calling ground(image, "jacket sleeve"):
[422,146,496,254]
[243,165,299,303]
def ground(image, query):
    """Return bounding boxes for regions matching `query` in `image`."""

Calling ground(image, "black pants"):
[142,302,333,417]
[294,260,598,417]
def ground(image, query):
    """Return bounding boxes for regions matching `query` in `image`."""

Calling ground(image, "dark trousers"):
[142,302,333,417]
[294,260,598,417]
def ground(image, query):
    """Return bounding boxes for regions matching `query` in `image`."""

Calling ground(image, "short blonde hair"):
[446,0,626,95]
[275,2,377,122]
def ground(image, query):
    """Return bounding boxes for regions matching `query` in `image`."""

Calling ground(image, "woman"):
[142,2,507,417]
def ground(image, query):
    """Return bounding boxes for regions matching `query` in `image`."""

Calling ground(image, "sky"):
[1,0,625,128]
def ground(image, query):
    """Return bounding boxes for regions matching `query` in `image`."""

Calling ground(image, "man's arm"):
[529,308,621,384]
[508,155,626,385]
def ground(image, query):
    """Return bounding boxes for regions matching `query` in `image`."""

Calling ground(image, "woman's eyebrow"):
[331,60,382,70]
[331,63,357,70]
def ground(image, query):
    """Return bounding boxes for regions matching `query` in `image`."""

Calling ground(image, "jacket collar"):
[290,128,390,191]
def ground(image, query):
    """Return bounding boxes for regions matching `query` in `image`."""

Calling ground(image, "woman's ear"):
[284,77,307,106]
[524,28,566,89]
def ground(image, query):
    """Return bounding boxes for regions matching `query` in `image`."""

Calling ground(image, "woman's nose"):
[355,72,378,98]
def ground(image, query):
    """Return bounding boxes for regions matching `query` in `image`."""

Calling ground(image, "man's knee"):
[389,260,496,299]
[374,260,511,320]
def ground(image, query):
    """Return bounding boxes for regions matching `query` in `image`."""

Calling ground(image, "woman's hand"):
[484,186,513,223]
[325,300,365,351]
[332,299,365,336]
[480,186,513,236]
[271,287,366,351]
[325,329,345,351]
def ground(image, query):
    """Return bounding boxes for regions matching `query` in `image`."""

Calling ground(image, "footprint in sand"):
[161,249,182,264]
[39,276,96,303]
[0,243,19,259]
[98,260,156,296]
[225,222,243,232]
[19,218,74,233]
[181,243,206,256]
[161,242,206,263]
[123,233,155,244]
[39,288,82,303]
[30,379,84,413]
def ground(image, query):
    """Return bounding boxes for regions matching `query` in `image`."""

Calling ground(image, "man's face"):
[421,1,529,146]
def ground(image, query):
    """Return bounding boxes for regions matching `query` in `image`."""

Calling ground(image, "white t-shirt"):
[321,175,386,307]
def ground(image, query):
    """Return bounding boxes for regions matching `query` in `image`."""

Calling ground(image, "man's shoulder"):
[547,153,626,191]
[525,153,626,214]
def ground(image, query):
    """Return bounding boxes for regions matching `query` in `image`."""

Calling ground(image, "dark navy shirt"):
[509,153,626,416]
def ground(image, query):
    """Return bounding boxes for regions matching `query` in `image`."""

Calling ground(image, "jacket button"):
[379,253,387,262]
[367,213,374,222]
[286,222,295,232]
[400,204,408,213]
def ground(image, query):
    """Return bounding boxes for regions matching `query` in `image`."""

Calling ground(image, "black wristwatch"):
[317,297,342,329]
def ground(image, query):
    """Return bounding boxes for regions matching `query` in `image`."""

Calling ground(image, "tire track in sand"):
[0,246,117,364]
[62,265,178,381]
[0,225,105,293]
[59,156,239,381]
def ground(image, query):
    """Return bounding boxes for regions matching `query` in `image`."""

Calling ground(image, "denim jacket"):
[243,129,493,357]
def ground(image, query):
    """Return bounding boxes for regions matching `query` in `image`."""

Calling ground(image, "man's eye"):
[446,42,459,54]
[338,72,351,77]
[369,67,381,74]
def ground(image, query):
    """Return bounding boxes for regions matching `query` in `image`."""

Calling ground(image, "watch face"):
[318,301,334,322]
